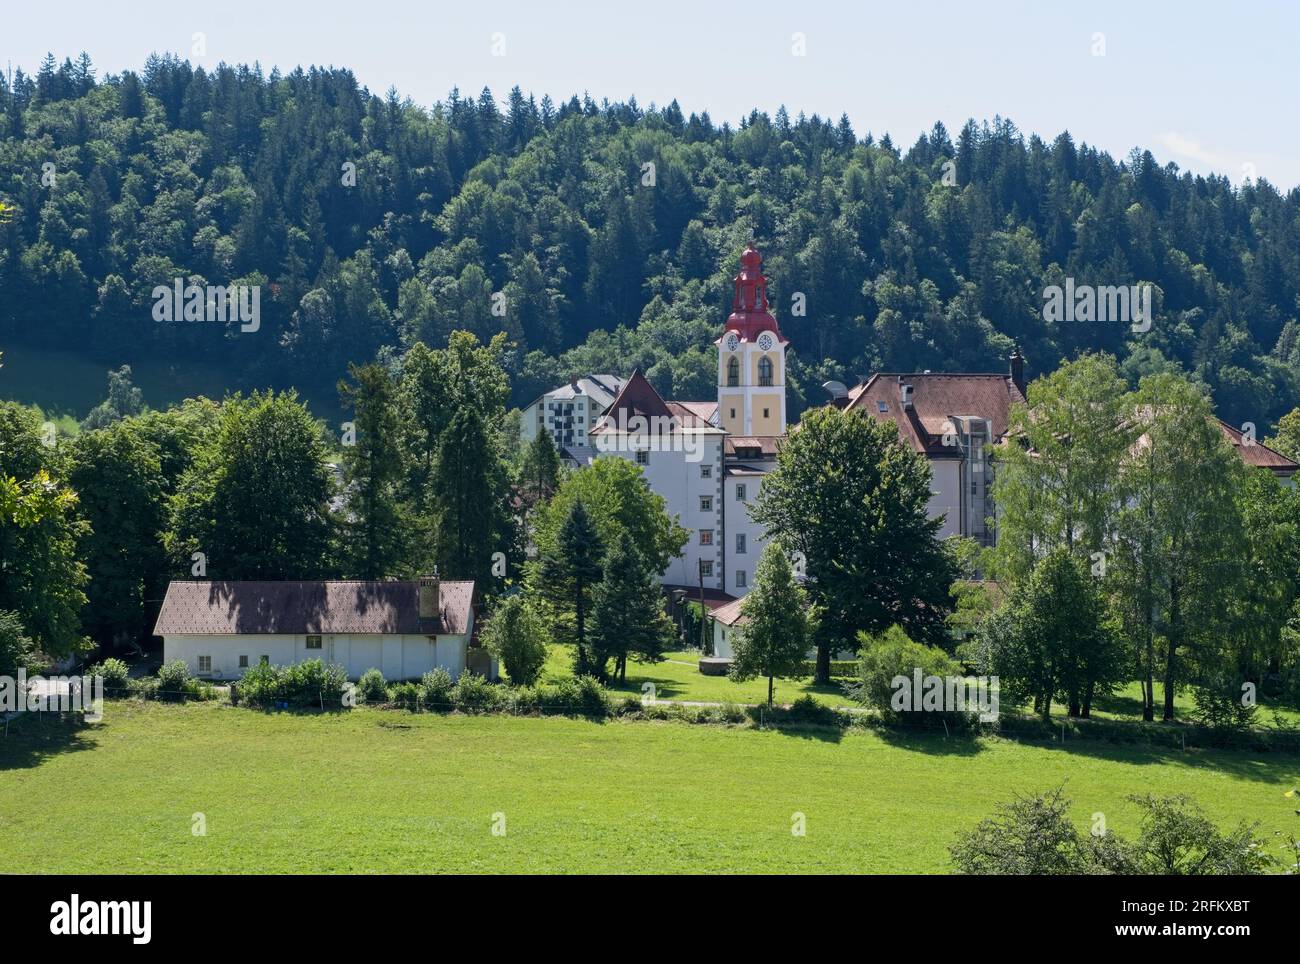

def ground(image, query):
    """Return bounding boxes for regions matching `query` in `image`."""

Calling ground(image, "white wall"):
[164,632,474,681]
[722,471,773,597]
[596,430,725,590]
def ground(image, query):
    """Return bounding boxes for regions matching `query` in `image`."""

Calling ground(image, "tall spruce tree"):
[590,530,675,682]
[339,362,409,579]
[728,543,812,705]
[430,406,506,588]
[534,499,604,675]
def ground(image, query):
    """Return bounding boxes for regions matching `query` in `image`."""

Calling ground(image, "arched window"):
[727,356,740,387]
[758,356,774,386]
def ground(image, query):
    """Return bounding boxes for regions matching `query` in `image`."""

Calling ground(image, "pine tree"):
[534,499,604,676]
[338,362,408,579]
[520,428,560,511]
[431,407,505,587]
[590,531,675,682]
[728,543,811,705]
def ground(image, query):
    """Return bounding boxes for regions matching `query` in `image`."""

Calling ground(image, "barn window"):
[239,655,249,668]
[198,655,212,673]
[306,634,322,649]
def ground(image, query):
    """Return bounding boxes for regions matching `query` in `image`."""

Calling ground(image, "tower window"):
[727,357,740,387]
[758,356,774,386]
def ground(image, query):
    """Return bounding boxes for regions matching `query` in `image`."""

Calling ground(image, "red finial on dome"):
[722,244,785,343]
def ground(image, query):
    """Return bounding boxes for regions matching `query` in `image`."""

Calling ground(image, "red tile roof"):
[724,436,783,457]
[1217,420,1297,475]
[710,597,749,627]
[845,372,1026,455]
[153,580,475,636]
[590,369,671,434]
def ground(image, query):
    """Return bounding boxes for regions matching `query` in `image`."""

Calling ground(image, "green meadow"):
[2,700,1296,874]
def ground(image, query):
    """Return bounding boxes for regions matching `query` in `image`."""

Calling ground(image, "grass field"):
[2,700,1297,873]
[539,645,1300,726]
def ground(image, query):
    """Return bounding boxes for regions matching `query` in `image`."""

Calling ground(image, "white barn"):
[154,576,490,681]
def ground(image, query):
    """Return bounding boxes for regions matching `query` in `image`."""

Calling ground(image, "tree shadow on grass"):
[1007,730,1300,783]
[0,712,99,771]
[874,724,988,757]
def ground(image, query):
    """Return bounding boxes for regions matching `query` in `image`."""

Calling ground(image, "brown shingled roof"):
[845,372,1025,455]
[710,596,749,627]
[1218,420,1298,476]
[153,580,475,636]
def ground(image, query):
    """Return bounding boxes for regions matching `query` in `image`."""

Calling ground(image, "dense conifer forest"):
[3,53,1299,425]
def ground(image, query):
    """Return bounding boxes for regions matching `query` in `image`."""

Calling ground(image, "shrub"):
[419,668,454,711]
[535,675,609,716]
[450,671,498,712]
[128,677,159,700]
[0,610,36,679]
[357,668,387,704]
[87,657,130,696]
[1191,676,1258,733]
[851,625,966,723]
[481,595,550,686]
[786,694,840,725]
[236,660,349,708]
[950,786,1273,875]
[157,660,192,701]
[389,681,421,711]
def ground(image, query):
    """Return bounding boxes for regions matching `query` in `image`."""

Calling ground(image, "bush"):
[0,610,36,679]
[950,786,1273,875]
[786,694,840,725]
[87,657,130,696]
[1192,676,1258,733]
[357,668,388,704]
[419,668,454,711]
[389,681,421,711]
[157,660,192,701]
[236,659,349,708]
[450,671,498,712]
[128,677,159,700]
[481,595,549,686]
[534,675,609,716]
[851,625,967,723]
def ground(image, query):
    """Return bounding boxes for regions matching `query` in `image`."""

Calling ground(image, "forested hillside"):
[3,53,1300,425]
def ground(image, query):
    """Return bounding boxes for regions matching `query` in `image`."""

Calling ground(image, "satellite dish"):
[822,380,848,399]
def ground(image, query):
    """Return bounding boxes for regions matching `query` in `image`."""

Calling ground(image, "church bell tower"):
[717,244,787,437]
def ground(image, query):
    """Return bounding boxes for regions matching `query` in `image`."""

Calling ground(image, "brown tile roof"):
[1218,420,1298,475]
[845,372,1026,455]
[710,597,749,627]
[667,400,719,426]
[724,436,783,457]
[153,580,475,637]
[589,369,672,433]
[662,584,737,613]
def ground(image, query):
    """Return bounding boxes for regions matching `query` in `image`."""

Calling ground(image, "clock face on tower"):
[725,333,739,352]
[757,332,774,351]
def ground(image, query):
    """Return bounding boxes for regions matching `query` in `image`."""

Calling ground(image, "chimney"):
[897,376,914,411]
[569,375,579,390]
[1009,346,1025,393]
[418,569,440,621]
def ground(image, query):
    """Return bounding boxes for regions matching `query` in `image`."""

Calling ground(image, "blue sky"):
[10,0,1298,187]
